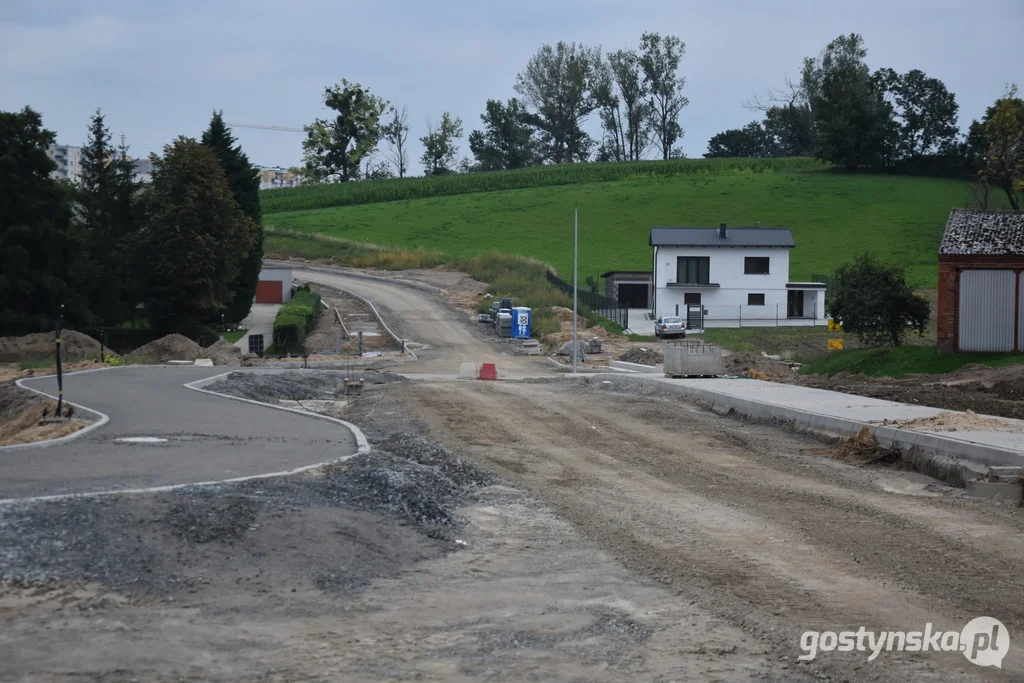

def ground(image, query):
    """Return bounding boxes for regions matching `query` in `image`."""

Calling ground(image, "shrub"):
[271,290,322,354]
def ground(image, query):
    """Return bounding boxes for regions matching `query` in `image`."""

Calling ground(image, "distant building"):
[47,144,84,184]
[937,209,1024,353]
[257,166,303,190]
[130,158,156,184]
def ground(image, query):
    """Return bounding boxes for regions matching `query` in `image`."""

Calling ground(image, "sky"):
[2,0,1022,174]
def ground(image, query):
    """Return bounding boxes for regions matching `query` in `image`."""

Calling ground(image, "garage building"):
[254,267,293,304]
[937,209,1024,353]
[601,270,653,309]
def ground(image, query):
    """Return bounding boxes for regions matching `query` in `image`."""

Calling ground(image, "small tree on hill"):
[828,252,929,346]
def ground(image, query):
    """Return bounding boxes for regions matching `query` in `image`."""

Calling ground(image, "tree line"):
[0,108,264,338]
[298,33,689,181]
[704,33,1023,209]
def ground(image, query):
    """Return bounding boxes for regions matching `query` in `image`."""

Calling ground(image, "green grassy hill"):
[264,167,984,288]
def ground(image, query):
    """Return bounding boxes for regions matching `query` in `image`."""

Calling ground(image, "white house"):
[650,224,826,328]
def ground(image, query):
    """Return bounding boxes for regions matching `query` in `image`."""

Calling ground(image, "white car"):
[654,316,686,338]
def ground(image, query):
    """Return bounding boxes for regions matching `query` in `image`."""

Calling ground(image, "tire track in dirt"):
[400,380,1024,680]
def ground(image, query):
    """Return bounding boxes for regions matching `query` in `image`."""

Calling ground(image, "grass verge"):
[798,346,1024,378]
[267,228,610,338]
[221,329,246,344]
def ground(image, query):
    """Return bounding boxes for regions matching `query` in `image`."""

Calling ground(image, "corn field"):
[262,157,826,214]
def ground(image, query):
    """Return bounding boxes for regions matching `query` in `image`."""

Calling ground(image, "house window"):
[744,257,770,274]
[677,256,710,284]
[747,293,765,306]
[684,293,701,305]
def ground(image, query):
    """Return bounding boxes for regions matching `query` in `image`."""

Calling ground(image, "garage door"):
[958,270,1015,352]
[255,280,283,304]
[617,283,649,308]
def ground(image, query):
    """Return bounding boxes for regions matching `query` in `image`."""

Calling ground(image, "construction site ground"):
[3,263,1024,681]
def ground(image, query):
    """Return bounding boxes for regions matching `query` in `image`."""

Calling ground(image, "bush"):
[271,290,322,355]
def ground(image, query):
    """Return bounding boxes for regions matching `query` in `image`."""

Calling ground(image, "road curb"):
[592,373,1023,472]
[270,259,443,294]
[2,367,117,451]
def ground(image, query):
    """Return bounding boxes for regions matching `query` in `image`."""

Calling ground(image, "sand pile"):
[723,351,795,380]
[125,334,202,364]
[0,383,87,446]
[876,410,1021,433]
[0,330,103,363]
[550,306,588,329]
[617,347,664,366]
[200,340,243,366]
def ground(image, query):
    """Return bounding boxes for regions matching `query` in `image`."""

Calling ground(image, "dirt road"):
[281,262,556,378]
[400,378,1024,680]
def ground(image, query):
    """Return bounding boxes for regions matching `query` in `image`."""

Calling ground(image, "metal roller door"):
[1019,273,1024,352]
[958,270,1015,352]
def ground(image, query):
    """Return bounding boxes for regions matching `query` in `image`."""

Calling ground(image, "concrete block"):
[965,480,1022,501]
[193,358,214,367]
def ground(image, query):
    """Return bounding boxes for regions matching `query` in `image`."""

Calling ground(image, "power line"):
[226,122,305,133]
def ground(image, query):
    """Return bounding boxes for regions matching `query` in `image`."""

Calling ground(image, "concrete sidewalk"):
[235,304,279,353]
[595,374,1024,469]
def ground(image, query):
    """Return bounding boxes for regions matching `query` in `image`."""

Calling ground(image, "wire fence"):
[663,303,827,329]
[546,271,629,329]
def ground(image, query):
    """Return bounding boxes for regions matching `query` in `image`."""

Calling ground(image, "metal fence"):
[546,271,629,330]
[674,303,827,329]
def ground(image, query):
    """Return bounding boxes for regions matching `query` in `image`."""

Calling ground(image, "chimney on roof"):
[719,223,727,239]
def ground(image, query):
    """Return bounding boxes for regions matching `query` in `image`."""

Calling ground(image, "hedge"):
[271,289,322,355]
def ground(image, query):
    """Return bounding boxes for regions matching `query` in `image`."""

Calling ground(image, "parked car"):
[654,316,686,338]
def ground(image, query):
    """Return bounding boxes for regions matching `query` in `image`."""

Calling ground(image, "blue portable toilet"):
[511,307,532,339]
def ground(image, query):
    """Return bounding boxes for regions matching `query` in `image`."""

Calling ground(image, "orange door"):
[255,280,283,303]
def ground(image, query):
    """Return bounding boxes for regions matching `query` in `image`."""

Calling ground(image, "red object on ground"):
[478,363,498,380]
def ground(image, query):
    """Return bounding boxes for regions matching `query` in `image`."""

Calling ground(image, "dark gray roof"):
[939,209,1024,256]
[649,227,795,248]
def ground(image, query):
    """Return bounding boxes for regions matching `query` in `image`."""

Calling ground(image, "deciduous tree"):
[134,138,257,334]
[514,41,603,163]
[874,68,959,160]
[420,112,463,175]
[381,104,410,178]
[808,34,892,169]
[202,111,263,323]
[968,85,1023,210]
[640,33,689,160]
[704,122,774,158]
[596,48,651,162]
[302,79,389,182]
[468,98,541,171]
[828,252,929,346]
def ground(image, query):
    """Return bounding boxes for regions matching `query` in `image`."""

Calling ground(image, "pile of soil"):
[125,334,202,364]
[0,330,103,363]
[875,410,1019,433]
[722,351,796,380]
[0,383,88,446]
[550,306,587,329]
[200,340,242,366]
[833,427,891,462]
[617,347,663,366]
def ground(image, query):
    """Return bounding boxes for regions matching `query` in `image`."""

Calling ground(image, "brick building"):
[937,209,1024,353]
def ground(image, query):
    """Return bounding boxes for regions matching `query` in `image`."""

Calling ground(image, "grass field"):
[221,329,246,344]
[265,170,989,288]
[261,157,824,213]
[799,346,1024,378]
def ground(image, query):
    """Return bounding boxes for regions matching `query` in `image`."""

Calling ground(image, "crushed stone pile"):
[0,330,103,363]
[125,334,202,363]
[617,347,663,366]
[722,351,795,380]
[200,340,242,366]
[206,370,405,402]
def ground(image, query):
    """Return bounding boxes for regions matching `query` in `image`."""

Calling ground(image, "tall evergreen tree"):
[78,108,141,325]
[202,111,263,323]
[0,107,92,334]
[134,137,257,334]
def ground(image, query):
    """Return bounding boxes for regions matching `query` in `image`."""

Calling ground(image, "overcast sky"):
[3,0,1022,174]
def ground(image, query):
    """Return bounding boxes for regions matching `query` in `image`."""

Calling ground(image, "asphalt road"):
[2,366,358,499]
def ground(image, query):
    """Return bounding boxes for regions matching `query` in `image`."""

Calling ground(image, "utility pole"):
[572,205,579,374]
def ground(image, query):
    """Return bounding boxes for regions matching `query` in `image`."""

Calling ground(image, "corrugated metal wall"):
[958,270,1016,352]
[1018,273,1024,352]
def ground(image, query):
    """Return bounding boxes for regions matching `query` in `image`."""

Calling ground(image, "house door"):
[787,290,804,318]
